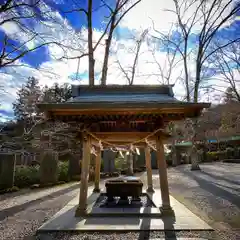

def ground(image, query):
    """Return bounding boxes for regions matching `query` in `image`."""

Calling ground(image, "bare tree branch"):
[117,29,147,85]
[100,0,142,85]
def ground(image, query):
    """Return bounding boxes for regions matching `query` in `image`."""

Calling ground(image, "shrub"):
[58,161,69,182]
[206,151,219,162]
[14,165,40,188]
[205,150,226,162]
[115,158,123,170]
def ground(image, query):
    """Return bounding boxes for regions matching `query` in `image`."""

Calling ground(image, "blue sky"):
[0,0,240,122]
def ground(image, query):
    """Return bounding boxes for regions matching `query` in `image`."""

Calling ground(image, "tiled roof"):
[68,93,178,103]
[69,84,178,104]
[37,85,210,113]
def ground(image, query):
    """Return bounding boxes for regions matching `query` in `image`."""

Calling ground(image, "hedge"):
[15,165,40,188]
[58,161,69,182]
[11,160,71,190]
[205,147,240,162]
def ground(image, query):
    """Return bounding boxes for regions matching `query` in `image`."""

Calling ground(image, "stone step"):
[87,207,162,217]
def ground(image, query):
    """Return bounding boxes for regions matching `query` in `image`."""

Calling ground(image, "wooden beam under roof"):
[85,131,171,144]
[48,111,196,123]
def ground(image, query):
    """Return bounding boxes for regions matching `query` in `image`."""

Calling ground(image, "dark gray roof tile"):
[68,93,178,104]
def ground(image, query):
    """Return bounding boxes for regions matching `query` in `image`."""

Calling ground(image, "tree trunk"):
[190,61,202,170]
[88,0,95,86]
[190,118,201,171]
[171,145,178,167]
[101,13,116,85]
[183,38,190,102]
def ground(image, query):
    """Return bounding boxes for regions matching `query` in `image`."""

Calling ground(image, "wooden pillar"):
[93,147,101,193]
[145,146,154,193]
[156,135,172,212]
[76,133,91,216]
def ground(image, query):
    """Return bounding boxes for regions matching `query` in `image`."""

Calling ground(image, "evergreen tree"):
[42,83,71,103]
[13,77,42,121]
[224,87,238,103]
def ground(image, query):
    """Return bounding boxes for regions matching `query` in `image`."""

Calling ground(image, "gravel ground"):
[0,182,82,240]
[36,230,216,240]
[0,182,80,211]
[165,163,240,240]
[0,163,239,240]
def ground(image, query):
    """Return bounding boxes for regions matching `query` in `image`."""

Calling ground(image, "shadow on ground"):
[0,183,81,221]
[169,165,240,232]
[195,169,240,186]
[180,169,240,209]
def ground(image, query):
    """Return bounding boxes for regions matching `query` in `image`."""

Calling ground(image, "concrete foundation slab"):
[38,186,212,232]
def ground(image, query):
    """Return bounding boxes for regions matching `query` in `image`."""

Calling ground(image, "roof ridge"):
[71,84,175,98]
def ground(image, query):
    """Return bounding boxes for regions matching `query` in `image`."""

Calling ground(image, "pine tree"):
[42,83,71,103]
[224,87,237,103]
[13,77,42,121]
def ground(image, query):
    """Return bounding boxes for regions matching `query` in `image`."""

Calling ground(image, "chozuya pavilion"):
[38,84,210,216]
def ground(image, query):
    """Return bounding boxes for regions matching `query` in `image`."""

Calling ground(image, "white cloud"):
[121,0,176,32]
[120,0,237,34]
[1,0,237,121]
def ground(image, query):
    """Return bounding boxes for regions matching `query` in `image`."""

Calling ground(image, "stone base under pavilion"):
[37,186,212,233]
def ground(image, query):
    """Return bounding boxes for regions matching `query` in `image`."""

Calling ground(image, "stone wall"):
[103,150,116,173]
[0,153,16,190]
[151,151,157,169]
[40,150,58,185]
[68,153,81,180]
